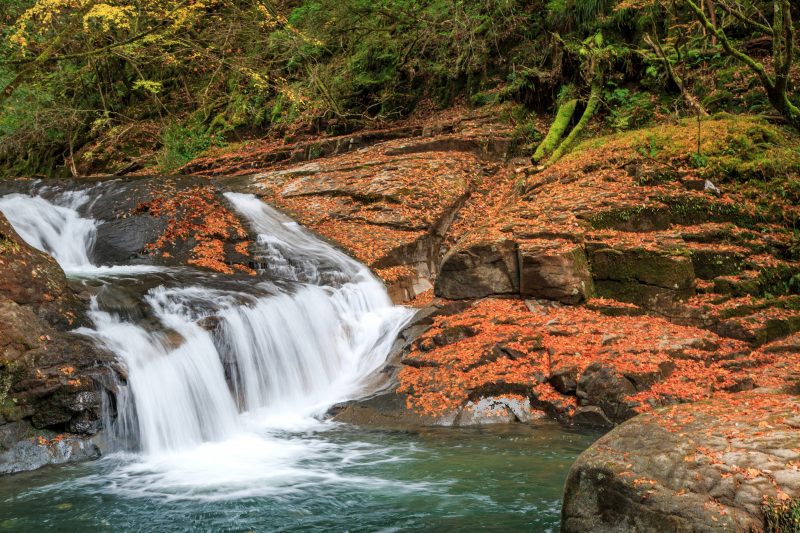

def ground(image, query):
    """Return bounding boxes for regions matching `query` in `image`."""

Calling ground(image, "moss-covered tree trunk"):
[532,98,578,163]
[546,78,602,164]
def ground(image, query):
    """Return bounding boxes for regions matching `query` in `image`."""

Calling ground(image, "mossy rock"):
[588,205,671,232]
[660,195,768,228]
[594,280,694,309]
[691,249,747,280]
[590,247,695,290]
[713,276,761,297]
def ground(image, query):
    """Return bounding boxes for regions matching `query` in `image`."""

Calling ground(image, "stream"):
[0,186,598,531]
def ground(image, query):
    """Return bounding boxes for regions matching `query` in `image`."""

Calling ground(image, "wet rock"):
[576,363,638,423]
[518,242,594,304]
[0,431,102,475]
[436,239,519,299]
[93,216,165,263]
[0,212,119,475]
[0,213,84,328]
[572,406,613,428]
[332,391,458,428]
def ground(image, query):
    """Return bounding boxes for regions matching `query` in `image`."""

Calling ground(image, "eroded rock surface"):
[562,393,800,532]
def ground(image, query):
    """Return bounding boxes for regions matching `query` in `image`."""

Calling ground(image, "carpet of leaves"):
[136,185,251,274]
[397,298,800,420]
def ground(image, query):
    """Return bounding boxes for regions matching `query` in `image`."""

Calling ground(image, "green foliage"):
[0,0,797,175]
[603,85,656,131]
[763,497,800,533]
[158,123,224,173]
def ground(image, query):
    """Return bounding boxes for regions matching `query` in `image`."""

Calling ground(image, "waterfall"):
[0,189,412,456]
[0,192,97,271]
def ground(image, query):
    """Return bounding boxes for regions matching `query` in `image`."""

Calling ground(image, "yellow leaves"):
[83,3,134,33]
[132,79,163,95]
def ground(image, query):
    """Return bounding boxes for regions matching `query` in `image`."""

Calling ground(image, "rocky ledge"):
[562,392,800,532]
[0,212,118,474]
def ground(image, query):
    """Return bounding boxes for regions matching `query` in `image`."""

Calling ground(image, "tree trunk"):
[532,98,577,163]
[547,79,602,164]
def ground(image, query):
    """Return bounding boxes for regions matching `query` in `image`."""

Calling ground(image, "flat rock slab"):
[562,392,800,532]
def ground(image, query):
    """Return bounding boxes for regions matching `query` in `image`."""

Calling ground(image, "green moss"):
[763,496,800,532]
[589,205,670,231]
[758,266,800,298]
[0,237,20,254]
[533,99,577,163]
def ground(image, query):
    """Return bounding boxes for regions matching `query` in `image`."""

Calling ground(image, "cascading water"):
[0,187,598,531]
[0,188,410,457]
[0,191,97,271]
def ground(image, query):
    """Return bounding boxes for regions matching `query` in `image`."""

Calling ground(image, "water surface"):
[0,422,598,532]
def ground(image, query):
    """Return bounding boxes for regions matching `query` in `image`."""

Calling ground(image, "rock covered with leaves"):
[0,211,117,474]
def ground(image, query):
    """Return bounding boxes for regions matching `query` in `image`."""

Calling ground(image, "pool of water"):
[0,421,598,532]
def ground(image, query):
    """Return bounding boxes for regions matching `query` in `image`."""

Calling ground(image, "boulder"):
[436,239,519,298]
[0,212,117,474]
[518,242,594,304]
[562,393,800,532]
[576,363,638,423]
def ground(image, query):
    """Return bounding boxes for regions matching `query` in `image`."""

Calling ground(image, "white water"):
[1,188,413,497]
[0,192,163,276]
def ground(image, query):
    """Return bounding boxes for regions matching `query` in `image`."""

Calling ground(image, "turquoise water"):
[0,421,598,532]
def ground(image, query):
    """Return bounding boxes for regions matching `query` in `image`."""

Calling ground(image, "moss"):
[532,99,577,163]
[690,249,746,280]
[590,247,695,290]
[0,236,20,254]
[659,195,771,228]
[763,497,800,533]
[758,266,800,298]
[589,205,671,231]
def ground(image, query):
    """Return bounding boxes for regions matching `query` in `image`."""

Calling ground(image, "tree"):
[684,0,799,130]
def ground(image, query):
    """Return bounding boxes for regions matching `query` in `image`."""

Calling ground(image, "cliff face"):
[0,212,117,474]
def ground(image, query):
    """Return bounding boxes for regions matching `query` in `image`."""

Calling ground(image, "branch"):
[644,33,708,116]
[717,2,773,35]
[684,0,775,91]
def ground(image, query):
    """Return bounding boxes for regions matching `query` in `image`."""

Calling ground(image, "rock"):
[518,242,594,304]
[550,366,579,394]
[93,216,165,263]
[455,396,543,426]
[690,248,746,280]
[0,212,84,328]
[576,363,638,423]
[572,406,613,428]
[590,247,695,291]
[436,239,519,298]
[562,393,800,533]
[332,391,459,428]
[0,431,102,475]
[0,212,119,475]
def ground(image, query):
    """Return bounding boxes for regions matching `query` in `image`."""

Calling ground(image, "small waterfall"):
[1,188,412,456]
[0,192,97,271]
